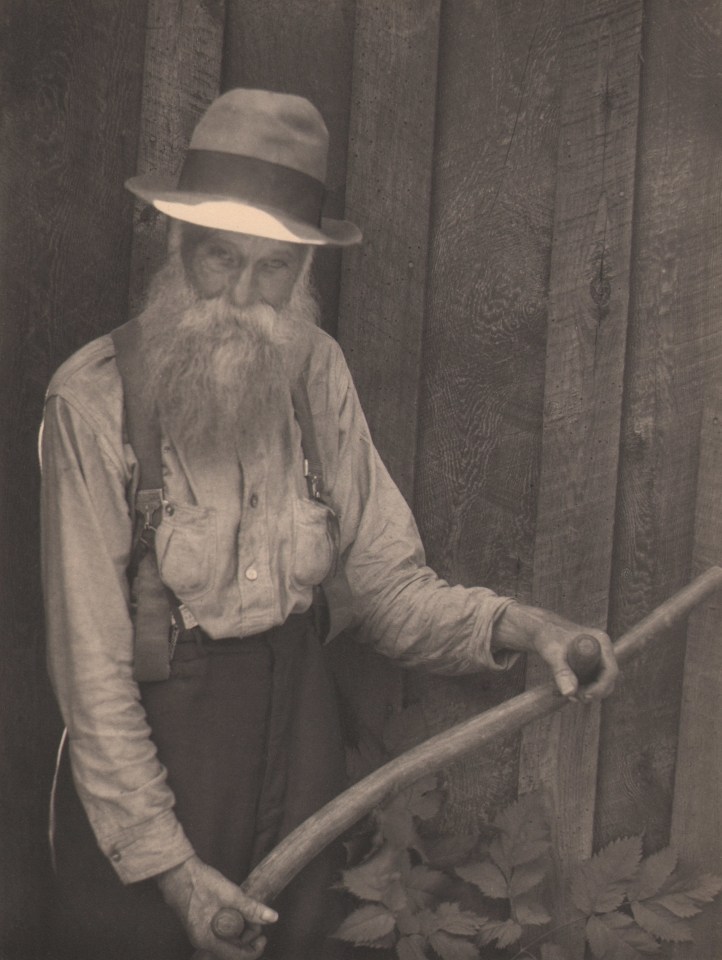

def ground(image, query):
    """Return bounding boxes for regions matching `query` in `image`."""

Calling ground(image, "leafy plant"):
[565,837,722,959]
[332,780,722,960]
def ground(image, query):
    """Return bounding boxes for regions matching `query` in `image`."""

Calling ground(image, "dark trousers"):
[49,613,347,960]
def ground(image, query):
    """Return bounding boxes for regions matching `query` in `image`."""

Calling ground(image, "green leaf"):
[455,860,508,899]
[540,944,569,960]
[343,833,371,866]
[341,846,406,905]
[586,912,660,958]
[477,918,523,948]
[509,859,549,896]
[404,864,447,909]
[631,901,693,942]
[627,847,677,901]
[376,932,399,949]
[424,831,479,869]
[655,873,722,917]
[417,909,442,938]
[653,893,702,919]
[397,935,429,960]
[433,902,486,936]
[512,894,551,927]
[374,804,423,854]
[374,778,441,853]
[493,836,550,873]
[428,931,479,960]
[397,910,422,936]
[488,838,512,876]
[332,904,397,946]
[408,786,443,822]
[397,776,443,821]
[570,836,642,915]
[494,794,551,868]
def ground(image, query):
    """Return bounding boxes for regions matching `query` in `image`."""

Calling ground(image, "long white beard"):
[137,254,319,457]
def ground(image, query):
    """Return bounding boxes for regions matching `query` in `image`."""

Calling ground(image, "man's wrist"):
[491,600,547,654]
[155,854,197,898]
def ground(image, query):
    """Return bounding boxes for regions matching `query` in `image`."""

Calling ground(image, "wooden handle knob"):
[211,907,245,939]
[567,634,602,685]
[191,908,253,959]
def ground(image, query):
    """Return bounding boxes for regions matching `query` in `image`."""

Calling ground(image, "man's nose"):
[227,265,258,308]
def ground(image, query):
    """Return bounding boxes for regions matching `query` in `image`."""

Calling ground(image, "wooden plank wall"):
[1,1,721,956]
[128,0,225,314]
[338,0,440,503]
[0,0,147,954]
[671,383,722,959]
[413,0,561,830]
[518,2,644,952]
[596,0,722,857]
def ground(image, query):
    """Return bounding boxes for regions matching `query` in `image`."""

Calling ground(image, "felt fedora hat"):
[126,89,362,246]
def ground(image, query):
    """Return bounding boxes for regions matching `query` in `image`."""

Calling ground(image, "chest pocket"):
[155,501,217,601]
[292,496,339,588]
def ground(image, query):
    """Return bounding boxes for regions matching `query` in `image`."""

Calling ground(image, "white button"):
[245,566,258,581]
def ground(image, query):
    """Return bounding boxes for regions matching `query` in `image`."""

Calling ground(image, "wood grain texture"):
[517,0,644,952]
[412,0,563,832]
[0,0,147,953]
[128,0,225,314]
[671,387,722,959]
[596,0,722,855]
[336,0,440,502]
[334,0,442,764]
[223,0,356,336]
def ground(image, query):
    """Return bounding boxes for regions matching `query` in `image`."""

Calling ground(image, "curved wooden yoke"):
[196,566,722,953]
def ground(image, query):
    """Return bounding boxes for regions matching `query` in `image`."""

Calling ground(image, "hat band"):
[177,150,325,226]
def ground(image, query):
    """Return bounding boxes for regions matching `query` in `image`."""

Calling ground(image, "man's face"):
[141,228,319,454]
[182,228,308,310]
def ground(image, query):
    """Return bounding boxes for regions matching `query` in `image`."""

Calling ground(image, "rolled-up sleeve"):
[41,394,194,883]
[324,348,519,676]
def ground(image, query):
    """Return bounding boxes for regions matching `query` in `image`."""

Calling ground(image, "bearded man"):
[40,89,618,960]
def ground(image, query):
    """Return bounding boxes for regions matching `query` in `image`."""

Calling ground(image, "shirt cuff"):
[417,592,521,676]
[99,809,195,884]
[467,594,521,673]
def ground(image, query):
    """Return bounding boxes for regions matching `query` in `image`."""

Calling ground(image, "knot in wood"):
[590,276,611,307]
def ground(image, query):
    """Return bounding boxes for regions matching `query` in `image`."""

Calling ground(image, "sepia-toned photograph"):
[0,2,720,959]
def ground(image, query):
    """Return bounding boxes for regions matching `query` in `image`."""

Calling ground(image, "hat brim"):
[126,174,362,247]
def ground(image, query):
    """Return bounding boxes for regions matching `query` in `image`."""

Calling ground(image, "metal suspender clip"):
[303,457,324,502]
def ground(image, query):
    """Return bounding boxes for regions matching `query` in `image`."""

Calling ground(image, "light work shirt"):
[40,324,517,884]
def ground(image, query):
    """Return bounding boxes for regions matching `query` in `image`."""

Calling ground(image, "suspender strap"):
[292,368,334,640]
[112,319,163,489]
[291,369,325,500]
[112,321,172,681]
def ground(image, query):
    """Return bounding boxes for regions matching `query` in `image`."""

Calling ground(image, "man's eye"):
[263,259,288,271]
[205,245,235,266]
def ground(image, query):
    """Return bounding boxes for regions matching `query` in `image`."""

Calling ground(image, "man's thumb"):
[215,894,278,932]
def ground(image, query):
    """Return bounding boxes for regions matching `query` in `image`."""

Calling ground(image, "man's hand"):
[492,602,618,701]
[156,855,277,960]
